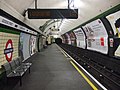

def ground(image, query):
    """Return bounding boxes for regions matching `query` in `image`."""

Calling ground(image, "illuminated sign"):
[28,9,78,19]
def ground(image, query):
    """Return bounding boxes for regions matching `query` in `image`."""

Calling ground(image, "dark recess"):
[55,38,62,44]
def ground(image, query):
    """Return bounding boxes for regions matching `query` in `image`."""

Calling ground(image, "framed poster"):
[82,19,108,54]
[106,10,120,56]
[68,31,76,46]
[73,28,86,48]
[106,10,120,37]
[29,35,37,56]
[21,33,30,60]
[65,33,71,45]
[61,35,66,43]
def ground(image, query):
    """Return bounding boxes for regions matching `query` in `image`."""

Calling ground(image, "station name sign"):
[28,9,78,19]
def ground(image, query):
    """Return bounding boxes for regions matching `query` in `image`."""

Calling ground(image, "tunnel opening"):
[55,38,62,44]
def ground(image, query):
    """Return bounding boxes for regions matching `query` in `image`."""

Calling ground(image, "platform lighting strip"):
[0,16,37,35]
[56,44,108,90]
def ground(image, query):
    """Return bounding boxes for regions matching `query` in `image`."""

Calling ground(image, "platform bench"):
[2,57,32,86]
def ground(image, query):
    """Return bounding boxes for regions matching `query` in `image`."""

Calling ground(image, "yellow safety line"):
[56,44,107,90]
[70,61,98,90]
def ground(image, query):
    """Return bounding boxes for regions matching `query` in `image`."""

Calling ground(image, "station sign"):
[4,39,13,62]
[28,9,78,19]
[0,16,38,35]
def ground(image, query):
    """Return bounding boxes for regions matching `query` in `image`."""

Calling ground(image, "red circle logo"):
[4,39,14,62]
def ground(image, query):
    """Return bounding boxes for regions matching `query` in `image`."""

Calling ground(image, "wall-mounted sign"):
[0,16,38,35]
[28,9,78,19]
[109,38,114,47]
[0,28,19,67]
[4,39,13,62]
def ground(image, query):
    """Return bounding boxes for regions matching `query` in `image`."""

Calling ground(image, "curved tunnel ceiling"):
[2,0,120,36]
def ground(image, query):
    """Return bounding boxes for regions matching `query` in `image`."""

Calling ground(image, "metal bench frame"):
[2,57,32,86]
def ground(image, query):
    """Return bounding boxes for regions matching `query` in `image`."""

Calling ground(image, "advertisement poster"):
[68,31,76,46]
[65,33,71,45]
[29,35,37,56]
[106,10,120,37]
[82,19,108,54]
[106,10,120,56]
[63,34,69,44]
[22,33,30,60]
[0,27,19,68]
[38,37,43,51]
[61,35,66,43]
[73,28,86,49]
[19,33,24,60]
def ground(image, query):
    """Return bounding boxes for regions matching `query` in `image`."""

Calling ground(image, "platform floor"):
[13,44,103,90]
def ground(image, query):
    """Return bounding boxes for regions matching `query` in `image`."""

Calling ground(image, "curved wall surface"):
[61,4,120,57]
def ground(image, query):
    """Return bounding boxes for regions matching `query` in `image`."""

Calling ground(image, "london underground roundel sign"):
[4,39,14,62]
